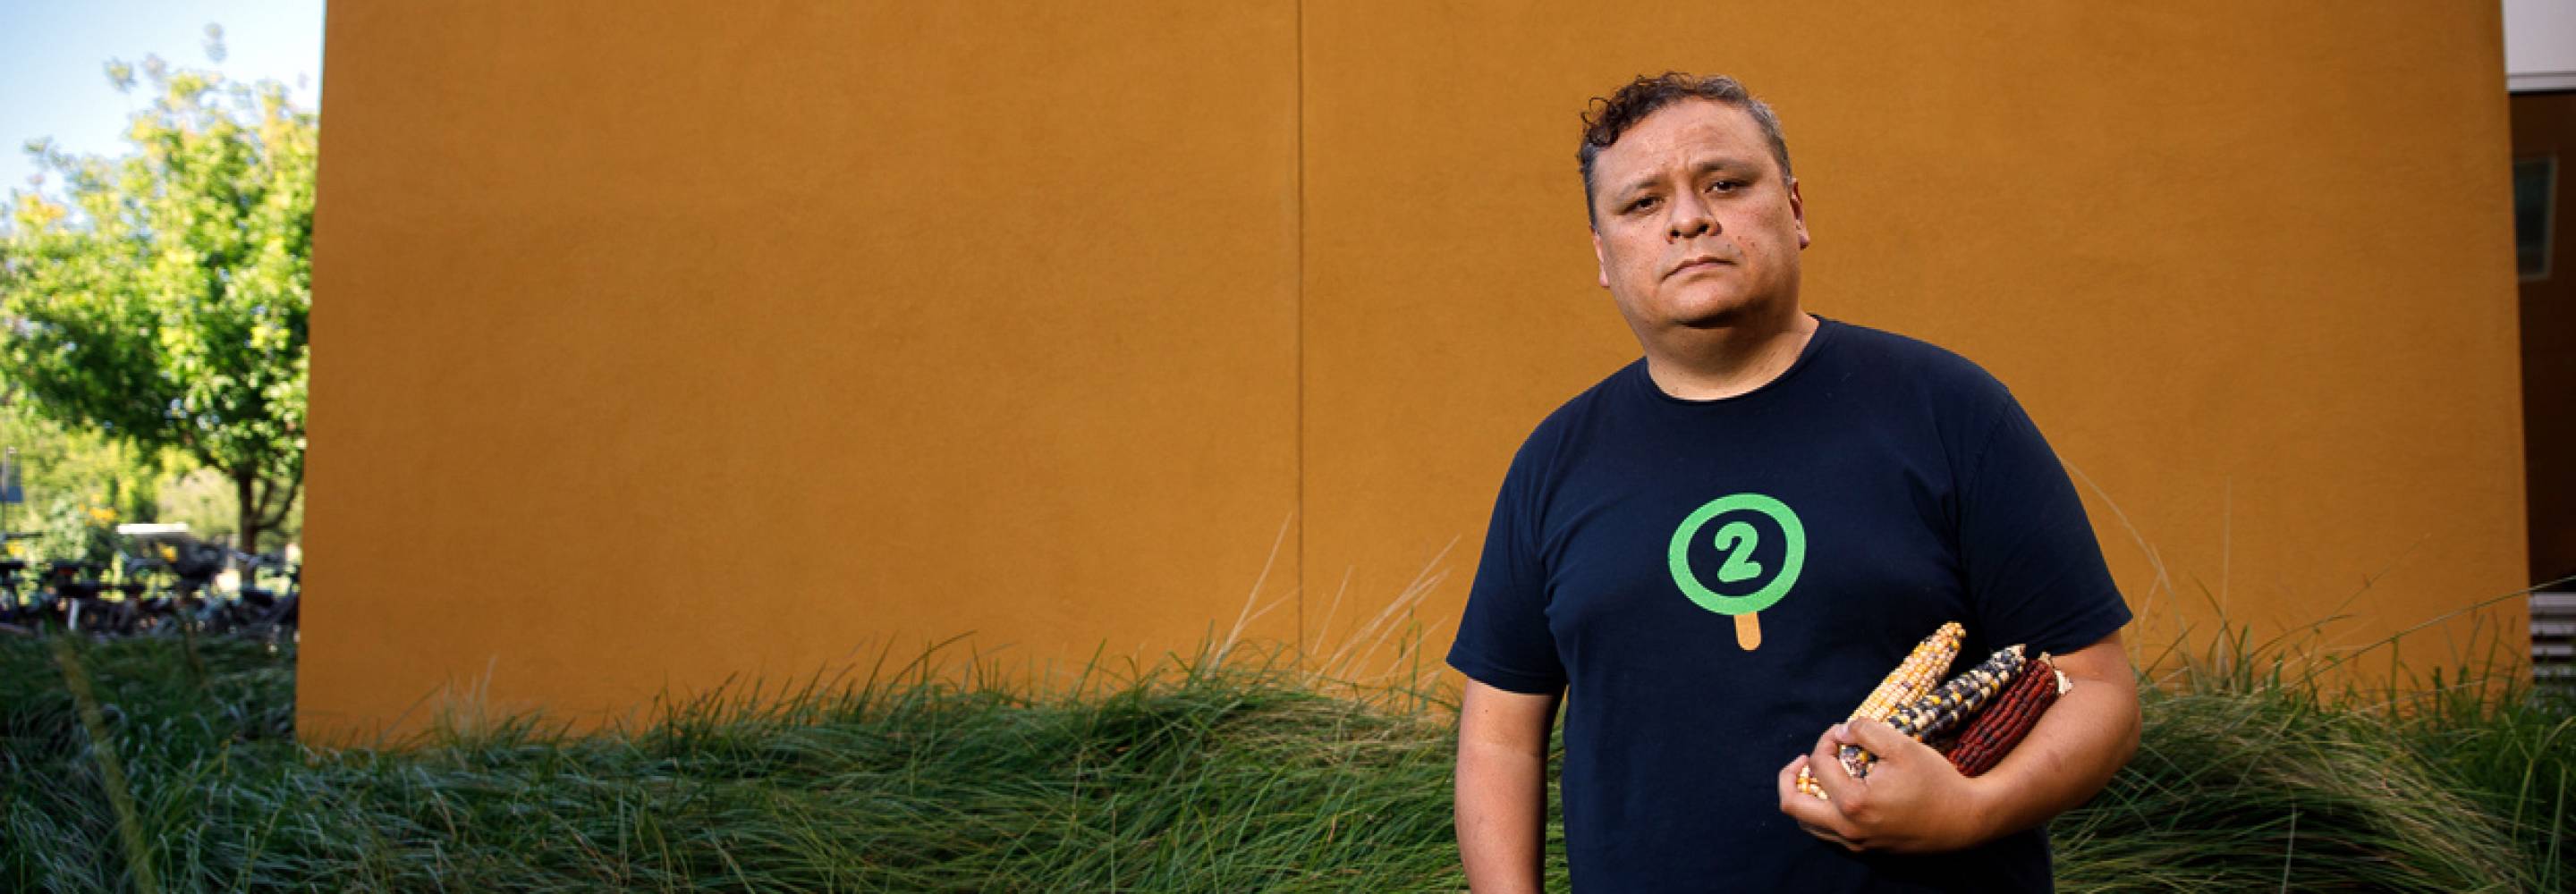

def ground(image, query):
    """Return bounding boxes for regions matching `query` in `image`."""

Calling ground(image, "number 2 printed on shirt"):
[1667,493,1807,651]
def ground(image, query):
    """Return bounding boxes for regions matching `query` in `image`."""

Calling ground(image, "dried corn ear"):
[1797,622,1965,798]
[1839,645,2026,779]
[1944,654,2065,777]
[1852,622,1964,722]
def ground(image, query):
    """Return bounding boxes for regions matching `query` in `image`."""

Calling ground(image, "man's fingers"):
[1844,718,1923,763]
[1777,753,1809,799]
[1846,718,1953,775]
[1779,725,1882,850]
[1800,822,1864,853]
[1805,723,1864,805]
[1779,768,1850,836]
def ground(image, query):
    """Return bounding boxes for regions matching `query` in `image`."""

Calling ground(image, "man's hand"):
[1775,720,1996,853]
[1775,632,2140,855]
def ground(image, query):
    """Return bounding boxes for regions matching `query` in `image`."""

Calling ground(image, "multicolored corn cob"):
[1943,654,2067,777]
[1839,645,2026,779]
[1853,623,1965,721]
[1796,623,1964,798]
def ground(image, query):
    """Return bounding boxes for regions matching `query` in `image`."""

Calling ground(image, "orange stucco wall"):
[304,2,2527,740]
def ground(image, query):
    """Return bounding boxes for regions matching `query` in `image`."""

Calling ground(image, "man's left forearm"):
[1962,631,2140,840]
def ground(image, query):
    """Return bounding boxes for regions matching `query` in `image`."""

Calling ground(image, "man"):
[1446,73,2140,892]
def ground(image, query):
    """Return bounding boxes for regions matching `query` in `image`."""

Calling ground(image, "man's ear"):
[1591,228,1610,289]
[1790,179,1809,250]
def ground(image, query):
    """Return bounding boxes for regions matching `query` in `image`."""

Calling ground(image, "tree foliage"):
[0,404,166,563]
[0,54,312,553]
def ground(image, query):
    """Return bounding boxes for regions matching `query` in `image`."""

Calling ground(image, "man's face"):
[1588,99,1808,336]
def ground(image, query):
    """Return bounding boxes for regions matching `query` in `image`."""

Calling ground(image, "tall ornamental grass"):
[3,613,2568,892]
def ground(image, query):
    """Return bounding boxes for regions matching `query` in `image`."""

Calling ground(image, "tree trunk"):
[233,467,262,555]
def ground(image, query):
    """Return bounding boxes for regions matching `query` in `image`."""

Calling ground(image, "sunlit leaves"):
[0,56,309,551]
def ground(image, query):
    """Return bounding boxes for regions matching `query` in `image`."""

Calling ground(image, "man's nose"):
[1666,197,1716,241]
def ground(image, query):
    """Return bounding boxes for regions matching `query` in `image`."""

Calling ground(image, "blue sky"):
[0,1,326,201]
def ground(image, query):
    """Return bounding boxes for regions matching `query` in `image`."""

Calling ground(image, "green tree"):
[0,52,311,553]
[0,402,167,563]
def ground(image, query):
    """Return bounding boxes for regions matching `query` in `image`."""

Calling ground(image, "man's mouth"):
[1667,256,1733,278]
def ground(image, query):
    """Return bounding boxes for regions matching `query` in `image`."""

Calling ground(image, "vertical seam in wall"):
[1292,0,1308,669]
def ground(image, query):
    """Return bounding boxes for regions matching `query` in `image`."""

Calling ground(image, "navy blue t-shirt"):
[1446,316,2131,893]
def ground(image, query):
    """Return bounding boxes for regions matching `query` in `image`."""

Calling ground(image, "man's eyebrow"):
[1695,156,1757,178]
[1610,156,1760,202]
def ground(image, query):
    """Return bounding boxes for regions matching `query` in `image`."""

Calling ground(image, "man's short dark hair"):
[1578,72,1792,225]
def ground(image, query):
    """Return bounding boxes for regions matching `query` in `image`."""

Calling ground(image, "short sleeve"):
[1957,395,2133,656]
[1445,439,1570,695]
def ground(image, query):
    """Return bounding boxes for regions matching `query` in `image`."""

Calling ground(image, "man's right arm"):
[1456,677,1562,894]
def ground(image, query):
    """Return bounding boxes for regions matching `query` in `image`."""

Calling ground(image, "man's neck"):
[1640,309,1820,401]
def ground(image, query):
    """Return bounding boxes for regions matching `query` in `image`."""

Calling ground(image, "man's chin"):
[1670,304,1757,330]
[1665,292,1797,331]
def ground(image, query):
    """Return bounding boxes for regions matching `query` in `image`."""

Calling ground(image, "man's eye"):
[1626,197,1660,213]
[1707,180,1742,193]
